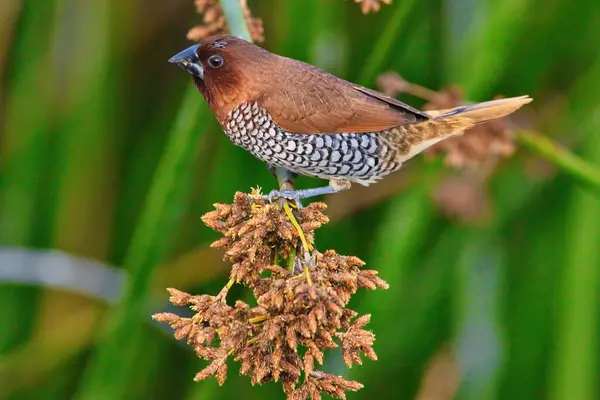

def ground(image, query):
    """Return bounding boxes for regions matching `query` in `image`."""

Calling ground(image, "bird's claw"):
[263,189,302,207]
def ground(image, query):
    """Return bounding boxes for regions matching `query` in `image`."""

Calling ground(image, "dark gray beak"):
[168,44,203,79]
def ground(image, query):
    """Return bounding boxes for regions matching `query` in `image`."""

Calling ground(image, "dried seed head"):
[376,71,411,97]
[432,175,492,224]
[153,190,388,399]
[355,0,393,14]
[188,0,264,42]
[240,0,265,42]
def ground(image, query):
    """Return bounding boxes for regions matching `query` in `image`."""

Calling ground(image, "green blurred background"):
[1,0,599,399]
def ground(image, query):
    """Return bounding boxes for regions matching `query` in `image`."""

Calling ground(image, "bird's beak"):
[169,44,203,79]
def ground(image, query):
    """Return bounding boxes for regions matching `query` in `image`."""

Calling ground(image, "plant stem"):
[75,5,254,395]
[357,0,417,86]
[73,86,206,400]
[515,130,600,191]
[288,246,296,271]
[220,0,252,40]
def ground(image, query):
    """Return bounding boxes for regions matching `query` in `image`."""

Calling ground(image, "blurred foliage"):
[1,0,599,399]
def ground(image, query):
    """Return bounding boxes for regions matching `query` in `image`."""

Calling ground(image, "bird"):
[169,35,532,202]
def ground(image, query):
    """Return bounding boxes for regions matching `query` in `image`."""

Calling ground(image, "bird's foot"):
[263,185,342,203]
[263,189,303,208]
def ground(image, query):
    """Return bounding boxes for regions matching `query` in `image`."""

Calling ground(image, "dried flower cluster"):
[376,71,517,169]
[188,0,264,43]
[355,0,392,14]
[414,346,459,400]
[432,175,492,224]
[153,191,388,399]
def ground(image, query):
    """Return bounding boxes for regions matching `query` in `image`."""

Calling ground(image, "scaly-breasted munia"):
[169,35,532,201]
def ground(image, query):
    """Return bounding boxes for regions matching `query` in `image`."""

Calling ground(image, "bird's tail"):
[431,95,532,123]
[422,95,533,138]
[391,95,532,164]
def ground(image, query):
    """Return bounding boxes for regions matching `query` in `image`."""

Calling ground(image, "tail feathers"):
[433,95,533,124]
[394,95,532,163]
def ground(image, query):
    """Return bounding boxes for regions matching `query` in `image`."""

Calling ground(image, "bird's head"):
[169,35,276,121]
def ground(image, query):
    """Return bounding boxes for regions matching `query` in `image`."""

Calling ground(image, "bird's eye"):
[207,54,224,69]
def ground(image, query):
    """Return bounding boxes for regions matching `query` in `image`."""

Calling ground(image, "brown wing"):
[258,59,429,134]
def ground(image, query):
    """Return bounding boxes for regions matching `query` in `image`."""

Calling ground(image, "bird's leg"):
[268,167,303,208]
[273,167,299,186]
[264,179,351,203]
[267,164,278,179]
[270,167,313,284]
[268,164,299,181]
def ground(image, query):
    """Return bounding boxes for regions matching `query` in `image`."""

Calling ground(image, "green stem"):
[549,52,600,400]
[550,165,600,400]
[75,3,253,395]
[0,0,55,358]
[515,131,600,191]
[357,0,417,86]
[450,0,533,99]
[288,246,296,272]
[73,86,206,400]
[220,0,252,40]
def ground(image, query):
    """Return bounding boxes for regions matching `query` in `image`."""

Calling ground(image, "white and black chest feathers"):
[222,102,401,185]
